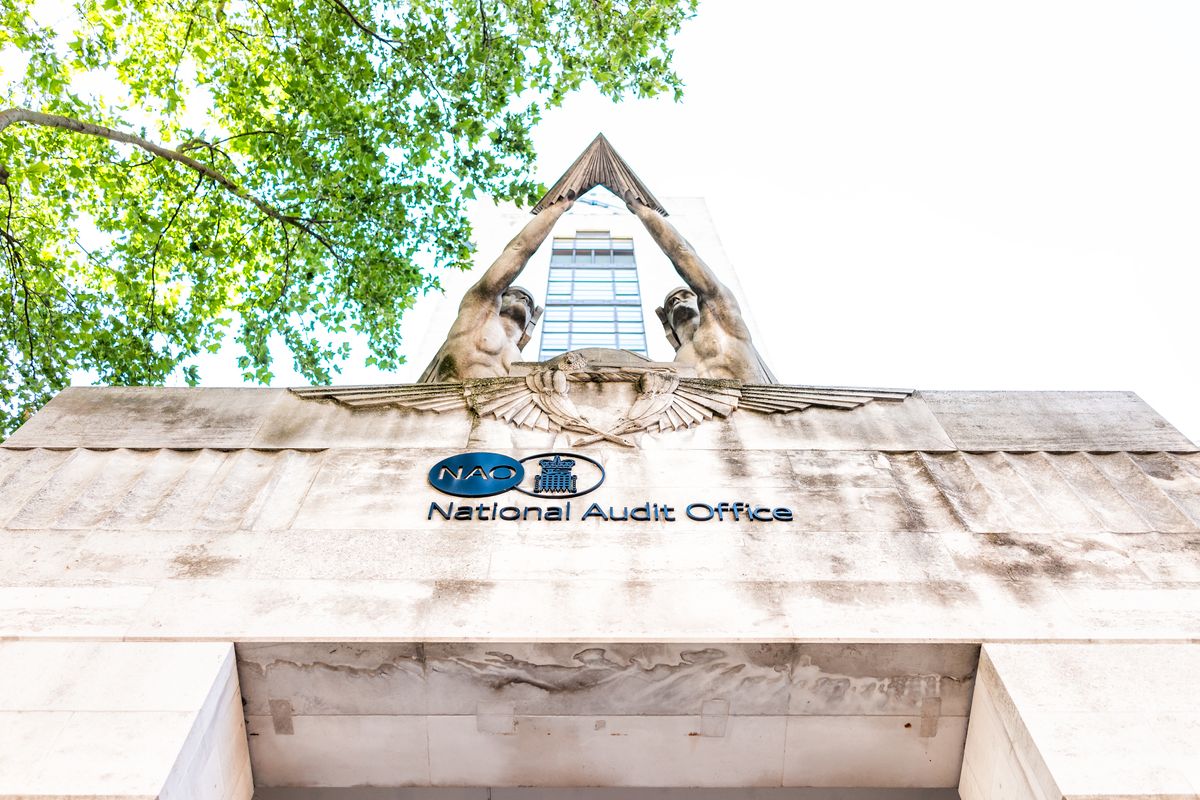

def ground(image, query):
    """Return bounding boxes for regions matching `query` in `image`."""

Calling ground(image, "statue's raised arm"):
[420,195,574,382]
[625,193,774,383]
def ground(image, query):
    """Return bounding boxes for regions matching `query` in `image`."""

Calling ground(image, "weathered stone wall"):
[1,386,1196,644]
[1,385,1197,790]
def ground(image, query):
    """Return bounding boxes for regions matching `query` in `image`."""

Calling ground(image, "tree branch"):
[171,17,196,85]
[0,107,346,265]
[478,0,491,48]
[178,137,244,176]
[211,129,280,146]
[243,0,279,41]
[271,218,293,309]
[3,177,14,240]
[148,171,204,327]
[0,220,36,363]
[322,0,447,105]
[324,0,395,46]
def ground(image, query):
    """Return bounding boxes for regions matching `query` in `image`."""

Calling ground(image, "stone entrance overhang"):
[1,386,1198,797]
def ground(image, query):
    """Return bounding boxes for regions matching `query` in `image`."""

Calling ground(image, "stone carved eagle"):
[291,351,911,448]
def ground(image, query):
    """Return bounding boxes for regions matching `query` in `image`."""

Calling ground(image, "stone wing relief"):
[467,352,637,446]
[292,350,912,448]
[291,382,468,412]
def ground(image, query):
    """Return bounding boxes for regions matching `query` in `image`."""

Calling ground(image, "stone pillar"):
[960,643,1200,799]
[0,641,251,800]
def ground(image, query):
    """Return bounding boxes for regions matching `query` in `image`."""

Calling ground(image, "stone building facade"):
[0,187,1198,799]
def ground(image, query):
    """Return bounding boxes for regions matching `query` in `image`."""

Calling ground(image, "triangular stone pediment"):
[532,133,668,216]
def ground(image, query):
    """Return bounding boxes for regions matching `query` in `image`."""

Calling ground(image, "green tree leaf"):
[0,0,696,433]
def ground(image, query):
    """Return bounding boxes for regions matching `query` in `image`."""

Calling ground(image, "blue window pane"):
[573,308,613,321]
[571,322,616,333]
[576,285,615,298]
[573,334,618,346]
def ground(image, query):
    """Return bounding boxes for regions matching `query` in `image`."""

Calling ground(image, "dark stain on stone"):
[236,643,425,680]
[974,532,1098,604]
[722,448,754,481]
[171,546,237,578]
[745,644,796,672]
[447,648,626,692]
[795,580,972,608]
[716,416,748,463]
[622,580,652,605]
[733,580,790,622]
[431,579,488,601]
[443,646,735,694]
[1134,455,1175,481]
[679,649,726,664]
[407,580,490,624]
[885,452,970,532]
[983,533,1080,580]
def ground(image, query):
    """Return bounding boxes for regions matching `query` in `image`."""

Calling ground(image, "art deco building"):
[0,142,1198,800]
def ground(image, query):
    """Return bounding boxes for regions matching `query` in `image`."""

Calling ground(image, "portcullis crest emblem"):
[533,455,577,495]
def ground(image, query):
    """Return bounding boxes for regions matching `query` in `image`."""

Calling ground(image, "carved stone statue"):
[295,135,913,447]
[419,195,574,382]
[624,192,774,384]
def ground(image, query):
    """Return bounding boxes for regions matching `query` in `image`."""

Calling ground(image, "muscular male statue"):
[626,194,774,383]
[420,195,574,383]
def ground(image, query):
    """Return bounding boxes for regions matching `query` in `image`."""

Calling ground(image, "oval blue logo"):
[513,452,605,498]
[428,452,524,497]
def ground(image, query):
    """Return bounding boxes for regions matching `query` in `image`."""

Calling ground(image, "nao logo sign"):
[425,451,793,524]
[425,452,523,497]
[428,451,605,499]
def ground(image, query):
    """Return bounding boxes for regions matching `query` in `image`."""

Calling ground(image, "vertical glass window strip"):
[538,230,649,360]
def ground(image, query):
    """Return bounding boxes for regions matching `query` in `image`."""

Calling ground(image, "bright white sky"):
[186,1,1197,442]
[523,0,1199,442]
